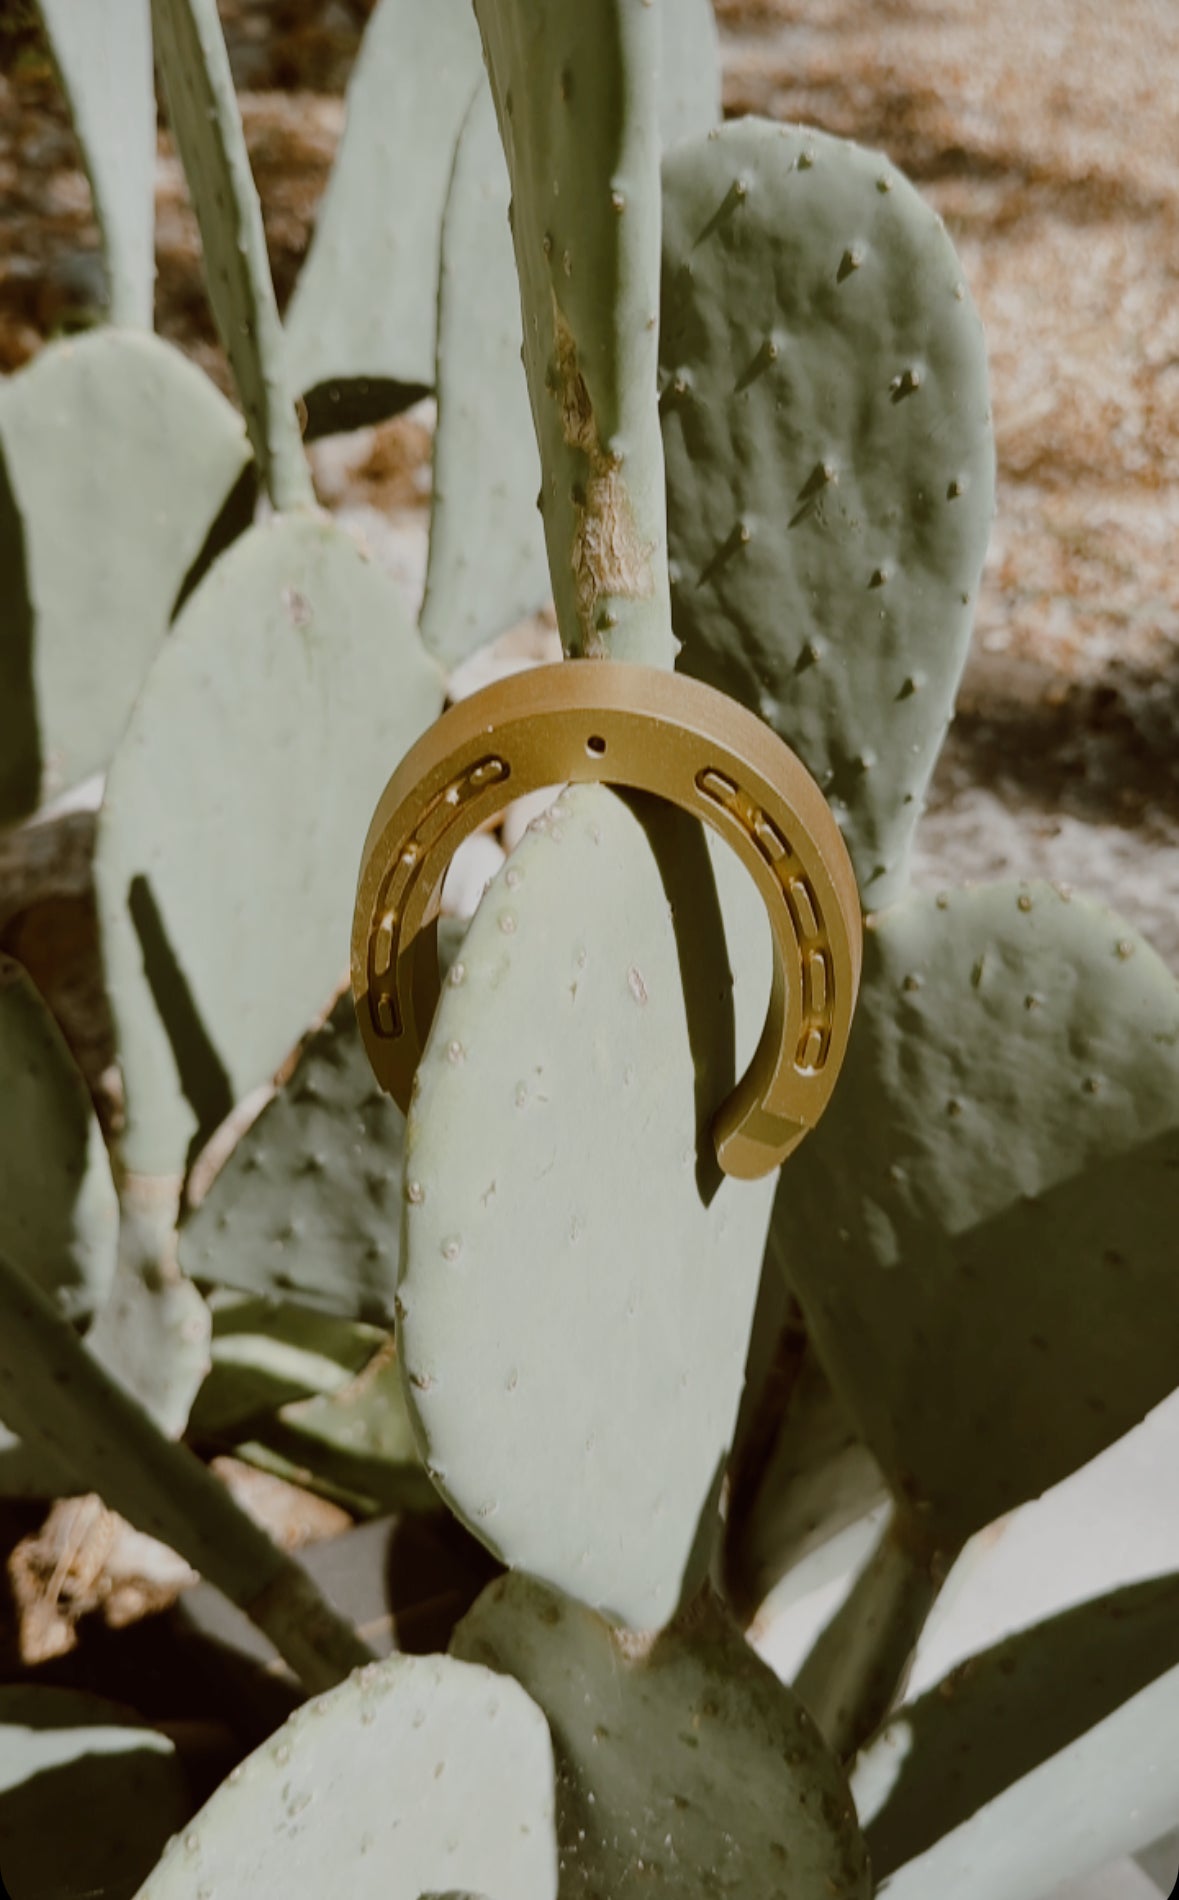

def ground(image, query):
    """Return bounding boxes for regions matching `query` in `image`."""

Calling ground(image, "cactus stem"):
[793,1510,950,1765]
[0,1249,374,1693]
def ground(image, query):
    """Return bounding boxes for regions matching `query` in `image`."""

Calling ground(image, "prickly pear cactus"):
[418,80,552,668]
[0,331,250,818]
[661,119,994,910]
[151,0,312,510]
[96,514,443,1179]
[453,1572,871,1898]
[771,885,1179,1555]
[0,1685,192,1900]
[421,0,721,667]
[282,0,484,433]
[399,790,775,1626]
[11,5,1179,1898]
[132,1653,558,1900]
[0,956,117,1324]
[856,1564,1179,1899]
[34,0,155,328]
[0,1247,372,1690]
[727,1344,887,1627]
[97,0,446,1188]
[179,994,406,1323]
[475,0,674,665]
[0,956,121,1496]
[190,1299,433,1514]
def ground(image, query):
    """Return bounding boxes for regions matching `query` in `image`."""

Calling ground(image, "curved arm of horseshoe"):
[351,662,862,1180]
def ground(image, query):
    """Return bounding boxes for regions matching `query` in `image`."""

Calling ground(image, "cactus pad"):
[133,1653,557,1900]
[453,1572,871,1898]
[770,883,1179,1553]
[0,1247,373,1690]
[474,0,673,664]
[190,1301,432,1514]
[418,82,550,669]
[421,0,720,668]
[96,513,443,1178]
[151,0,311,509]
[0,956,117,1324]
[234,1339,433,1516]
[728,1346,887,1626]
[35,0,155,328]
[191,1297,382,1434]
[399,786,776,1628]
[180,994,405,1323]
[858,1568,1179,1898]
[282,0,483,433]
[0,330,250,818]
[661,120,994,908]
[0,1685,192,1900]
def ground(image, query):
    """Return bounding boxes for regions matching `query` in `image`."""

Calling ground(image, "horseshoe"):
[351,662,862,1180]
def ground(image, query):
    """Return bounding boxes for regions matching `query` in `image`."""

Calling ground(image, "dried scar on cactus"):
[552,301,654,650]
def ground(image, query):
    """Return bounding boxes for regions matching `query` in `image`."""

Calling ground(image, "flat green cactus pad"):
[84,1251,210,1439]
[770,883,1179,1554]
[0,329,250,819]
[189,1299,432,1514]
[0,1248,372,1690]
[0,1686,192,1900]
[661,120,994,910]
[418,81,550,669]
[133,1653,557,1900]
[233,1340,433,1517]
[0,1421,68,1497]
[0,956,117,1325]
[151,0,311,509]
[180,993,405,1323]
[474,0,673,664]
[234,1366,428,1514]
[421,0,720,669]
[859,1566,1179,1892]
[399,786,776,1629]
[96,513,444,1179]
[36,0,155,328]
[859,1570,1179,1899]
[728,1345,887,1626]
[453,1573,871,1898]
[190,1296,382,1435]
[0,955,135,1492]
[282,0,483,433]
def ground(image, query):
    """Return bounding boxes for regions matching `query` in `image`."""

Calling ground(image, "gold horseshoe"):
[351,662,862,1180]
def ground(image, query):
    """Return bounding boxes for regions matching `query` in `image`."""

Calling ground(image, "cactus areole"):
[351,662,862,1179]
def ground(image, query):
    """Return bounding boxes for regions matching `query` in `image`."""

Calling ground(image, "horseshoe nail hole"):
[586,734,607,757]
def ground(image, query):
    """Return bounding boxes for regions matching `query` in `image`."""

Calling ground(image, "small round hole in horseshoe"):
[586,734,607,757]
